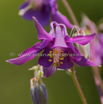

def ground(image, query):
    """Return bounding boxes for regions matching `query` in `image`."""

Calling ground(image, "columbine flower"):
[19,0,73,28]
[6,17,96,77]
[81,14,103,65]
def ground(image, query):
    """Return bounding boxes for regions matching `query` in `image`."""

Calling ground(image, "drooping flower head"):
[6,17,96,77]
[81,14,103,65]
[19,0,73,28]
[81,14,97,33]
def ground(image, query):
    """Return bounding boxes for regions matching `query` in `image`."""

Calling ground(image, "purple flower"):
[6,17,96,77]
[19,0,73,28]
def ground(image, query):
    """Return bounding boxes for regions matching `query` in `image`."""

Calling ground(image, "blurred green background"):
[0,0,103,104]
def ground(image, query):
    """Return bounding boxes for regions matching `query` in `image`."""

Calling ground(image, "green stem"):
[62,0,79,26]
[67,67,87,104]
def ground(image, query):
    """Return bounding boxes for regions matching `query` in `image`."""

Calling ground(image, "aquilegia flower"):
[19,0,73,28]
[81,14,103,65]
[6,17,96,77]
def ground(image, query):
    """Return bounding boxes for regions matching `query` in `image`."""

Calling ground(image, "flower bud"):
[30,77,47,104]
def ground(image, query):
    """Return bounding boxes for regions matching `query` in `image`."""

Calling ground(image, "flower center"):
[48,48,66,68]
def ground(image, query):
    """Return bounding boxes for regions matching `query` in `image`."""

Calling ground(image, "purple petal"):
[38,49,53,67]
[20,3,51,27]
[66,38,82,56]
[68,33,96,45]
[53,25,68,48]
[52,11,73,29]
[19,2,28,9]
[43,65,57,77]
[98,33,103,45]
[41,39,52,49]
[33,17,53,40]
[73,47,82,56]
[93,40,102,65]
[66,41,75,53]
[94,54,101,65]
[59,24,69,36]
[73,56,96,66]
[58,52,73,69]
[65,35,82,54]
[49,22,57,37]
[49,22,69,37]
[65,35,71,41]
[6,42,42,65]
[47,0,57,7]
[51,3,58,14]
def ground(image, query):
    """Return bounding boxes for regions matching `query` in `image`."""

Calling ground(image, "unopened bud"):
[30,77,47,104]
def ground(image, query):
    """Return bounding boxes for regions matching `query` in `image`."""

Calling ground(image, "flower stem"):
[62,0,79,26]
[93,75,103,104]
[92,66,103,92]
[67,67,87,104]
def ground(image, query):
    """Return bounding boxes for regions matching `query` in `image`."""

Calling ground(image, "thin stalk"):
[67,67,87,104]
[62,0,103,101]
[92,66,103,92]
[94,75,103,104]
[62,0,79,26]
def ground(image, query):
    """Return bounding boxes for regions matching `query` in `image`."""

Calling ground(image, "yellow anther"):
[48,54,53,58]
[60,62,63,64]
[48,51,53,58]
[48,59,53,62]
[59,57,64,60]
[53,49,60,54]
[49,51,53,53]
[61,54,66,57]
